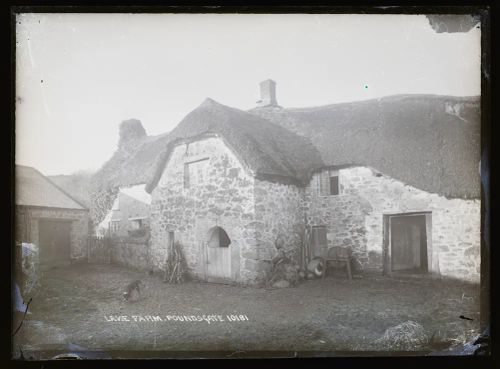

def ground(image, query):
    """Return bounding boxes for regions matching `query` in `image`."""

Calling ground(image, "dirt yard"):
[14,263,481,358]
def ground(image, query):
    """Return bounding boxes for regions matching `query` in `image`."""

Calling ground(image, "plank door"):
[38,220,71,267]
[391,215,427,272]
[311,226,328,258]
[206,227,231,281]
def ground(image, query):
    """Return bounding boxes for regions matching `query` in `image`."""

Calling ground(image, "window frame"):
[109,220,121,234]
[318,169,340,196]
[183,157,209,189]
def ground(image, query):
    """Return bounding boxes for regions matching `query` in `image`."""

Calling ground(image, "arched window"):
[208,227,231,248]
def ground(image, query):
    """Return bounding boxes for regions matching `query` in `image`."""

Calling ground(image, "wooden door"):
[311,226,328,258]
[206,227,231,281]
[38,220,71,267]
[391,215,427,272]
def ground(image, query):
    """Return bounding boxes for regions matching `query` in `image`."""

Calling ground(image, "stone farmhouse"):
[91,80,481,285]
[15,165,89,269]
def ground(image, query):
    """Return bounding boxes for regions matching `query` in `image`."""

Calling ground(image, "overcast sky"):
[15,13,481,176]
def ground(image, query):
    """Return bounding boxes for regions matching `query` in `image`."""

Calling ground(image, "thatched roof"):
[16,165,87,210]
[89,131,171,222]
[90,99,323,222]
[91,93,480,223]
[249,94,480,199]
[146,98,325,191]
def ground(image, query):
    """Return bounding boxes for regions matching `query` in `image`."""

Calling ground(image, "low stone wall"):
[111,236,151,271]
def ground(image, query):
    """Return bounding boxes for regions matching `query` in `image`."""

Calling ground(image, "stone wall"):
[150,136,259,284]
[253,179,304,270]
[15,206,89,261]
[111,236,150,271]
[304,166,480,283]
[303,172,371,269]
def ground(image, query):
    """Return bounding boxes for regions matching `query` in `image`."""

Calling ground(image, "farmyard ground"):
[14,263,480,358]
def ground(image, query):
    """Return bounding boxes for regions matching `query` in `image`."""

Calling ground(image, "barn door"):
[206,227,231,282]
[38,220,71,267]
[390,215,427,272]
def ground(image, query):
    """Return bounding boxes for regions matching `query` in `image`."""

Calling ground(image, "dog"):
[122,280,142,302]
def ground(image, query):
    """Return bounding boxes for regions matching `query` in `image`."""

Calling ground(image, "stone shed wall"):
[304,166,480,283]
[15,206,89,260]
[150,136,262,284]
[253,179,304,269]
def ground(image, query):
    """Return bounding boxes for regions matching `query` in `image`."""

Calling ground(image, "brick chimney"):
[256,79,278,107]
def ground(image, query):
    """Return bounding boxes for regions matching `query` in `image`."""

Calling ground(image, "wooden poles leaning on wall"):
[299,224,313,271]
[163,231,174,282]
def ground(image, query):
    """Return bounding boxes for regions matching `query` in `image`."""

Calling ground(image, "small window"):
[109,220,120,234]
[330,175,339,195]
[184,158,209,189]
[319,169,340,196]
[130,219,144,230]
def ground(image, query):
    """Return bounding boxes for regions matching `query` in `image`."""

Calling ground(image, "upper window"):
[319,169,340,196]
[109,220,120,234]
[184,158,209,189]
[130,218,144,230]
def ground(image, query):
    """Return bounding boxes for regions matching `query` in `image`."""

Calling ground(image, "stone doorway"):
[205,226,232,282]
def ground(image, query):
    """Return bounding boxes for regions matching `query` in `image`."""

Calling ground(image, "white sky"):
[15,13,481,176]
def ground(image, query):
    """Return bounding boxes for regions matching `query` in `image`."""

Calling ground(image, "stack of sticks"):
[163,239,186,284]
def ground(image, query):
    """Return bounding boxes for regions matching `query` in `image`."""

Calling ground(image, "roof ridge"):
[248,93,480,113]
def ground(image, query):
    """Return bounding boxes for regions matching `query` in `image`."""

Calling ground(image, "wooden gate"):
[87,236,113,263]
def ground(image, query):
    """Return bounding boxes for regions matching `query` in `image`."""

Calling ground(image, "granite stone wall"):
[253,179,304,267]
[111,236,150,271]
[304,166,480,283]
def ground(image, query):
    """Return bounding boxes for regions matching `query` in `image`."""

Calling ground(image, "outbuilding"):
[15,165,89,269]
